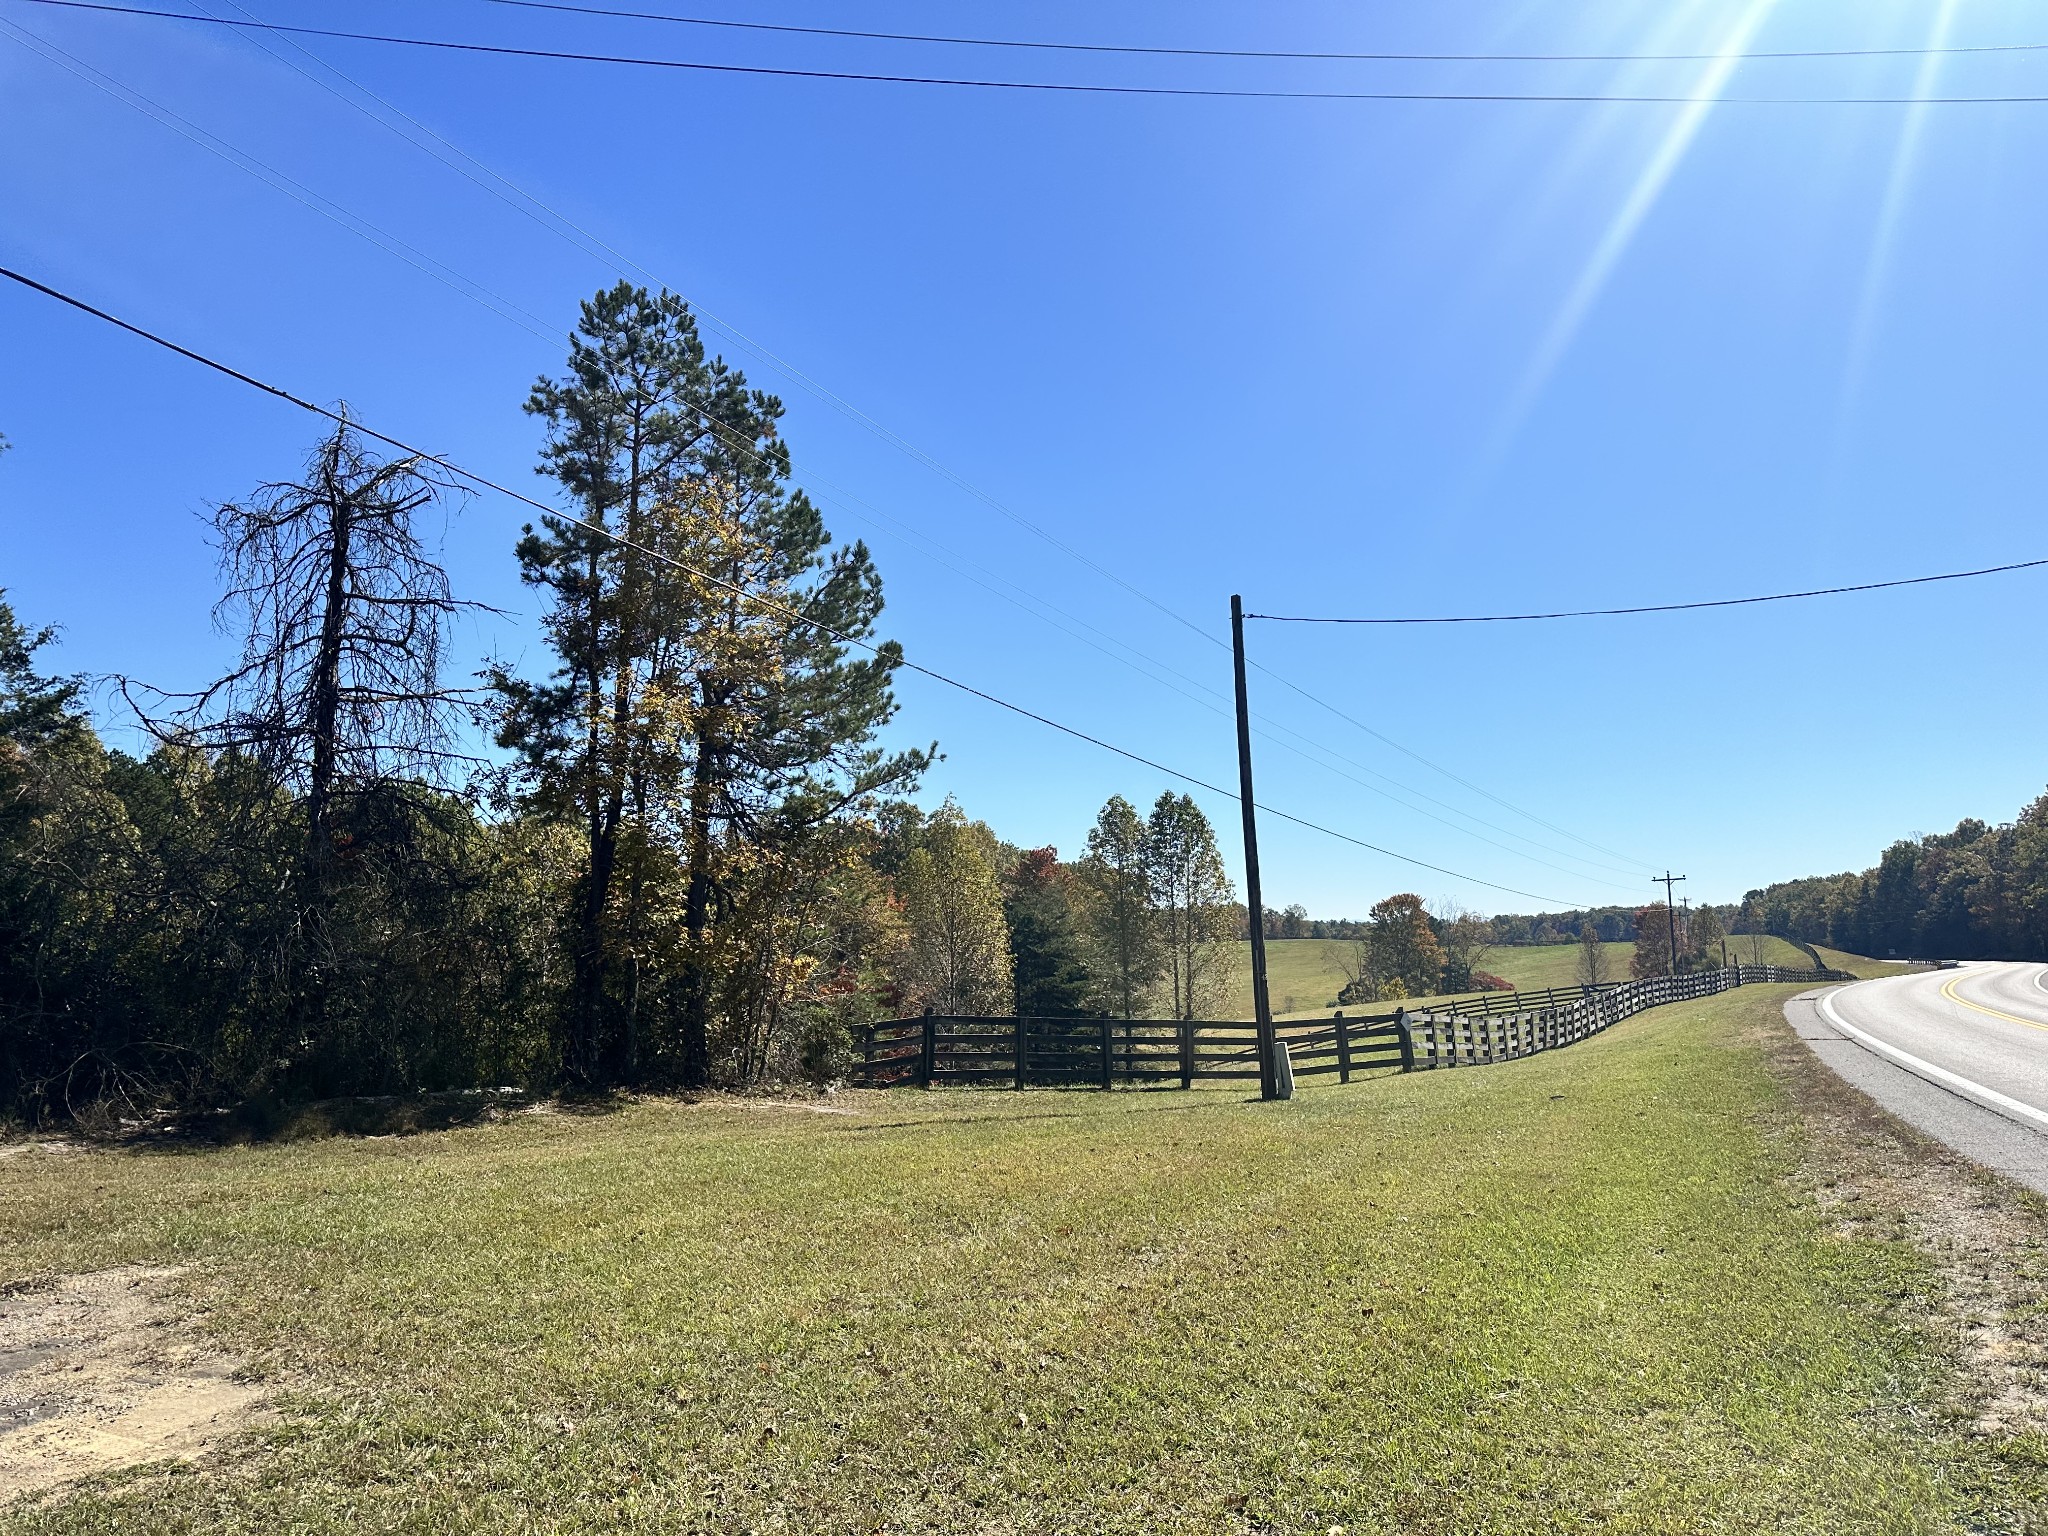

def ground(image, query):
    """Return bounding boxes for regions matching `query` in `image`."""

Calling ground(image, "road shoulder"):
[1764,988,2048,1464]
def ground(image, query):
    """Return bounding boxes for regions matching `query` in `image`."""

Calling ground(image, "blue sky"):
[3,0,2045,919]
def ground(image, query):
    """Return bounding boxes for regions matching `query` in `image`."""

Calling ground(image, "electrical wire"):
[476,0,2048,67]
[0,261,1612,908]
[8,4,1657,879]
[18,0,2048,104]
[1244,558,2048,624]
[8,1,1663,875]
[6,10,1231,721]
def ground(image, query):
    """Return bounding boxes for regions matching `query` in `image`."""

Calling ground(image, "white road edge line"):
[1818,982,2048,1135]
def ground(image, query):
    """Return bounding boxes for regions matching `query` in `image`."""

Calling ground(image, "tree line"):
[0,285,1254,1124]
[1741,789,2048,962]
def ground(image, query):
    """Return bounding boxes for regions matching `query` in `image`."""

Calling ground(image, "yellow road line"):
[1940,972,2048,1035]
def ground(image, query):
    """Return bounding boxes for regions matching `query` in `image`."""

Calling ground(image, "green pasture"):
[2,985,2036,1534]
[1230,932,1854,1021]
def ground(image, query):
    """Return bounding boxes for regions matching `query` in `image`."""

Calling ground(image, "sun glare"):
[1831,0,1965,463]
[1483,0,1784,461]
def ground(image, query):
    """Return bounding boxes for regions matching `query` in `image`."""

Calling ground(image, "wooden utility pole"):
[1231,595,1278,1100]
[1654,872,1687,977]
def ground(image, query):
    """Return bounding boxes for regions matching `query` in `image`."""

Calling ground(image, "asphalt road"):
[1787,962,2048,1197]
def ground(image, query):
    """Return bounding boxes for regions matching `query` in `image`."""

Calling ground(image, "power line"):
[0,262,1612,908]
[4,17,1647,889]
[0,16,562,339]
[1246,662,1650,870]
[478,0,2048,67]
[3,12,1232,718]
[9,5,1655,877]
[20,0,2048,104]
[1244,558,2048,624]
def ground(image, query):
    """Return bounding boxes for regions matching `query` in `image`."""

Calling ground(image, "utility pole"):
[1231,595,1277,1100]
[1654,872,1687,977]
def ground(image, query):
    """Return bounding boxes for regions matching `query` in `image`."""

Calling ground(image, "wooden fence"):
[854,963,1854,1091]
[856,1010,1405,1090]
[1402,963,1853,1069]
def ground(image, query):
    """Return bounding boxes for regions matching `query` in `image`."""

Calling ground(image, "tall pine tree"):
[498,284,925,1084]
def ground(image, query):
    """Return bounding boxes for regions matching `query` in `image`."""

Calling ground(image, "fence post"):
[1015,1015,1026,1091]
[1336,1011,1352,1083]
[1397,1008,1416,1072]
[1179,1019,1194,1090]
[1099,1016,1113,1091]
[919,1008,936,1088]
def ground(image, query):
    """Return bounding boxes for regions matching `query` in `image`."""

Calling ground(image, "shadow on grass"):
[100,1088,630,1153]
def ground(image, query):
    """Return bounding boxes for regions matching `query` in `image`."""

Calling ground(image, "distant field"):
[1226,933,1895,1021]
[1223,938,1642,1021]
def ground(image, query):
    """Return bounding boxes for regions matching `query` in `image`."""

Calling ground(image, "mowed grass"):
[0,986,2025,1534]
[1815,943,1920,979]
[1232,934,1853,1020]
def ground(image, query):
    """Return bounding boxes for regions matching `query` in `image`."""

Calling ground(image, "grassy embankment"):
[3,984,2041,1533]
[1229,933,1859,1021]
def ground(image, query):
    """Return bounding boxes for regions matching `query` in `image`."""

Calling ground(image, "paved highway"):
[1788,962,2048,1196]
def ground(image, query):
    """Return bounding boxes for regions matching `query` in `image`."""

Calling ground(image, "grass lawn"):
[1815,943,1919,979]
[3,985,2042,1533]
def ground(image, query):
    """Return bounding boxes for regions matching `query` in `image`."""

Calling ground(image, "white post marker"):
[1272,1039,1295,1100]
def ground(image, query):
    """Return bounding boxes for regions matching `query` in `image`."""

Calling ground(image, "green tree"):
[1691,904,1727,968]
[896,799,1013,1015]
[497,284,767,1080]
[497,283,925,1084]
[1004,848,1092,1018]
[1074,794,1162,1018]
[125,426,485,1104]
[1367,893,1446,999]
[1144,793,1235,1021]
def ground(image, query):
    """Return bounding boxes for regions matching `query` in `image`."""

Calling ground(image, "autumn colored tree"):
[1367,893,1446,999]
[1630,903,1676,978]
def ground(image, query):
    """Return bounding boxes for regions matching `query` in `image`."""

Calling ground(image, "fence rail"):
[856,1010,1406,1089]
[1403,964,1853,1070]
[854,964,1853,1090]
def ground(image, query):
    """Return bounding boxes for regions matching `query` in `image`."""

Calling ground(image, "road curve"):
[1787,962,2048,1196]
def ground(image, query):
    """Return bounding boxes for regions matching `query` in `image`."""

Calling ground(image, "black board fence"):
[853,964,1854,1091]
[856,1011,1406,1090]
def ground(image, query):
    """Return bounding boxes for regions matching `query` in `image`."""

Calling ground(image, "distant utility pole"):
[1655,872,1687,977]
[1231,594,1278,1101]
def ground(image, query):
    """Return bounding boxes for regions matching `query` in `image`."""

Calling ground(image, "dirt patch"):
[0,1267,268,1499]
[1760,1003,2048,1439]
[719,1098,860,1117]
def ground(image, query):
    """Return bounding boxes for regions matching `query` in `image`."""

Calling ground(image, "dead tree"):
[137,420,482,882]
